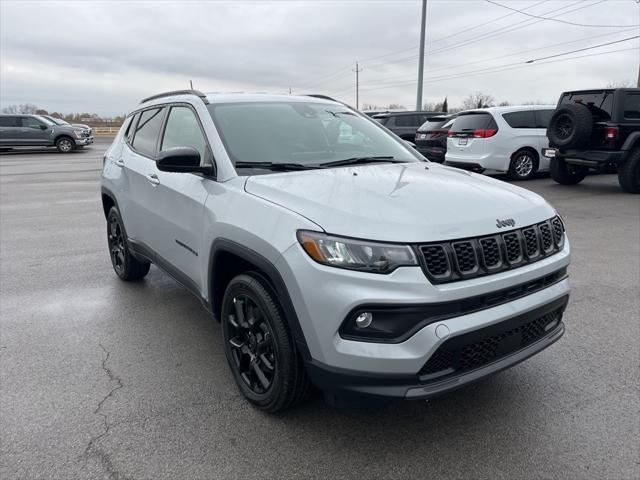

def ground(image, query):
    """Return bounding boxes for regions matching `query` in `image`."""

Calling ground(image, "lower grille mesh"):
[419,310,560,377]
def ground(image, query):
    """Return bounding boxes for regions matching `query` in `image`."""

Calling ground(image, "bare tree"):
[606,79,633,88]
[461,92,495,110]
[2,103,40,114]
[498,101,511,106]
[386,104,406,110]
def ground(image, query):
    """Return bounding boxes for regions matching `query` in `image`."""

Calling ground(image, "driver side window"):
[20,117,44,128]
[161,106,210,164]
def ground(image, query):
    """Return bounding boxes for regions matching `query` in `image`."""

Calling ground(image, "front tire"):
[56,136,75,153]
[618,148,640,194]
[106,207,150,280]
[221,273,309,413]
[549,157,588,185]
[508,150,539,180]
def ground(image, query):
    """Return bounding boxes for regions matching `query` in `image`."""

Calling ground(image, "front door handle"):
[146,173,160,186]
[113,158,125,167]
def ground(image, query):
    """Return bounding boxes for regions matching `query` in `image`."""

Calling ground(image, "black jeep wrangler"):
[543,88,640,193]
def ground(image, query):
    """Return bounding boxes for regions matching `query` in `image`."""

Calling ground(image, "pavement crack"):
[81,343,129,480]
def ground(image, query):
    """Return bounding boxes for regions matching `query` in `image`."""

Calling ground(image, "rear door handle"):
[146,173,160,186]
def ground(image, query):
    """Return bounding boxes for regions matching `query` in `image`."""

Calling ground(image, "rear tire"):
[221,273,310,413]
[549,158,588,185]
[618,148,640,194]
[106,207,150,280]
[56,136,75,153]
[508,149,539,180]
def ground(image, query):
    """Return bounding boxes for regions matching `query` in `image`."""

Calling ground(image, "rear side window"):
[0,116,17,127]
[418,119,447,132]
[624,93,640,119]
[534,109,554,128]
[451,113,497,133]
[502,110,536,129]
[161,106,209,163]
[131,108,165,157]
[396,115,419,127]
[375,116,389,126]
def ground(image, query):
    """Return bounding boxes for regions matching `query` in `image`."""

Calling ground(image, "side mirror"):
[40,125,48,130]
[156,147,213,174]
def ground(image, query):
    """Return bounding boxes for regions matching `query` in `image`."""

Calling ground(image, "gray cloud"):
[1,0,638,115]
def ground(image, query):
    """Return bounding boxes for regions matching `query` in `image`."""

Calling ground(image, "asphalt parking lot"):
[1,138,639,480]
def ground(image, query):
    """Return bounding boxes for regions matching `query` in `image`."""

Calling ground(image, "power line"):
[486,0,640,27]
[346,47,637,94]
[525,35,639,62]
[353,27,635,86]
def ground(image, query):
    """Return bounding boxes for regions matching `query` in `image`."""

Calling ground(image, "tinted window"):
[451,113,496,132]
[126,114,138,143]
[502,110,536,129]
[396,115,419,127]
[0,116,18,127]
[559,91,613,120]
[624,93,640,119]
[534,109,554,128]
[161,106,209,162]
[132,108,164,156]
[374,116,389,126]
[418,118,448,132]
[20,116,45,128]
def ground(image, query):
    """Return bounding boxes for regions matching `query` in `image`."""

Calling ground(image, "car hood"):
[244,162,556,242]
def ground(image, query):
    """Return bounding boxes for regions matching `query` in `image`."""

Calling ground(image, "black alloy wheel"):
[226,293,276,395]
[106,207,150,280]
[221,273,310,412]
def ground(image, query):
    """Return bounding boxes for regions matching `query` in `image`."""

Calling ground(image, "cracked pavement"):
[1,139,639,479]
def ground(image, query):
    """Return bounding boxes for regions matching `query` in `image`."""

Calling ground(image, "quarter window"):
[624,93,640,119]
[534,109,554,128]
[131,108,165,156]
[502,110,536,129]
[161,106,209,163]
[396,115,419,127]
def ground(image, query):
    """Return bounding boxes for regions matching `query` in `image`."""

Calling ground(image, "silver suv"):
[100,90,571,412]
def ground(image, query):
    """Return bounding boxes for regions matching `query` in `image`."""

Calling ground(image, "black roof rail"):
[304,94,340,102]
[140,89,209,105]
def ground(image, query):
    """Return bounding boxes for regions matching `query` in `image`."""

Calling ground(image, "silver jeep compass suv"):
[101,90,570,412]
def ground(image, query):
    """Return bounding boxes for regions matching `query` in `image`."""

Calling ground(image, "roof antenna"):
[190,80,194,89]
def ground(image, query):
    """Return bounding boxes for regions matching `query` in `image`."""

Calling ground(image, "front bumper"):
[307,295,566,402]
[76,136,94,146]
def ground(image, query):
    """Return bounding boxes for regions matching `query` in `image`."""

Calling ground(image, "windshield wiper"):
[235,161,319,171]
[318,156,404,167]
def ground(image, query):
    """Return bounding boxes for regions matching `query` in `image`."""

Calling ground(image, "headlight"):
[297,230,418,273]
[73,129,84,138]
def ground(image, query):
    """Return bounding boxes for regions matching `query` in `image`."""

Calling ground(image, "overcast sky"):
[1,0,638,116]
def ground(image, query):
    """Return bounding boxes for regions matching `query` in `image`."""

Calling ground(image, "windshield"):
[35,115,56,126]
[207,101,420,170]
[47,116,68,125]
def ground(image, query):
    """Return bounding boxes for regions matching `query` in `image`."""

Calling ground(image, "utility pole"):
[190,80,194,89]
[637,64,639,87]
[353,62,363,109]
[416,0,427,111]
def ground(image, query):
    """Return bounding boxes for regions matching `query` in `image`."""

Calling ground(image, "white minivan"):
[444,106,556,180]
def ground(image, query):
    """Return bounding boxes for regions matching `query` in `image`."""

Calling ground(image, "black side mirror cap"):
[156,147,213,175]
[40,125,48,130]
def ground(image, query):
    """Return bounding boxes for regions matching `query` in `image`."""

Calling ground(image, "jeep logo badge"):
[496,218,516,229]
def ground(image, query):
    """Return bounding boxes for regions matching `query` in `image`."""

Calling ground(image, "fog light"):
[355,312,373,328]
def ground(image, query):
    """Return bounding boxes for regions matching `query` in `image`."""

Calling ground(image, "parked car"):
[373,111,443,140]
[0,114,93,152]
[543,88,640,193]
[414,114,456,162]
[444,105,556,180]
[101,90,570,412]
[41,115,92,134]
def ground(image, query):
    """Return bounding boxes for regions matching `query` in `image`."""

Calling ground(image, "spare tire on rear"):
[547,103,593,149]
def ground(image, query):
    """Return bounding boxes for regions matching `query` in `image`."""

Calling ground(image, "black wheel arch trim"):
[208,238,312,361]
[621,131,640,156]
